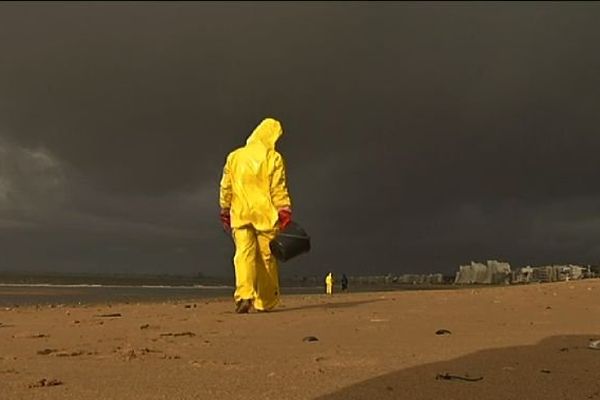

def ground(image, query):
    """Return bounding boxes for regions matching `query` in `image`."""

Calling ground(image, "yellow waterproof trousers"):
[232,227,279,311]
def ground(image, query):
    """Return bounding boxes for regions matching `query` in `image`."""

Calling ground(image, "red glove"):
[220,209,231,232]
[278,208,292,230]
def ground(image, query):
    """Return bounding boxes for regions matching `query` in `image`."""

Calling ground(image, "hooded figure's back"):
[219,118,292,231]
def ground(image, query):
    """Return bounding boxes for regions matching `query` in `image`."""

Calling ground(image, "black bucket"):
[270,221,311,262]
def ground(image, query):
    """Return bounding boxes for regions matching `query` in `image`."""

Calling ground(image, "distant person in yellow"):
[219,118,293,314]
[325,272,334,295]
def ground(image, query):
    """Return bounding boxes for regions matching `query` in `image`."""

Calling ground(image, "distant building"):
[510,264,589,283]
[346,273,445,285]
[393,273,444,284]
[454,260,511,284]
[511,266,534,283]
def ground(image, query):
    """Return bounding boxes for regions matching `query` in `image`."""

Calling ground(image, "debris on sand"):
[139,348,162,355]
[13,333,49,339]
[28,378,63,388]
[36,349,58,356]
[588,340,600,350]
[435,329,452,336]
[436,373,483,382]
[55,350,84,357]
[189,360,206,367]
[140,324,150,330]
[159,332,196,337]
[302,336,319,343]
[173,331,195,337]
[93,313,122,318]
[160,354,181,360]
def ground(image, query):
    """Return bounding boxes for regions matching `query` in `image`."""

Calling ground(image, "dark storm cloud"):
[1,2,600,275]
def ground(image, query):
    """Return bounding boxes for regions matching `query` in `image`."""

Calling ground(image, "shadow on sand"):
[314,334,600,400]
[218,299,385,315]
[274,298,386,313]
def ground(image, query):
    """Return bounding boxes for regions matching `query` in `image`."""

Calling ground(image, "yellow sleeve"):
[219,155,233,210]
[270,152,292,210]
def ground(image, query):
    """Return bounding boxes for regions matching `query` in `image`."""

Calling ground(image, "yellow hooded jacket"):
[219,118,292,231]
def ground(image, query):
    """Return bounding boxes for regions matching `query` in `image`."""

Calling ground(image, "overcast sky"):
[1,2,600,277]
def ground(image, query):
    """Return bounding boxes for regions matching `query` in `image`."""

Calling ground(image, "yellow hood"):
[246,118,283,149]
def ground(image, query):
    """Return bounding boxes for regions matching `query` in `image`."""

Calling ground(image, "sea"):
[0,283,236,307]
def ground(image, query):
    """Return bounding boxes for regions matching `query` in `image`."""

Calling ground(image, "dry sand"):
[1,280,599,400]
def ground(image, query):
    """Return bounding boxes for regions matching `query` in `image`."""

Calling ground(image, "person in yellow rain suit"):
[219,118,293,314]
[325,272,334,295]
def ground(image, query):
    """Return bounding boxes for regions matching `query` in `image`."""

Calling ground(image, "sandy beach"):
[1,279,599,400]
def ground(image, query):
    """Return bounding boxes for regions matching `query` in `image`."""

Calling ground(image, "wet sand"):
[1,280,599,400]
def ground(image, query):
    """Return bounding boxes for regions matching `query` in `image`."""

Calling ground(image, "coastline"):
[0,282,468,307]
